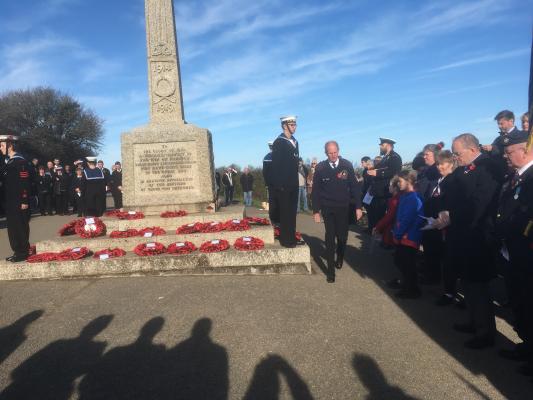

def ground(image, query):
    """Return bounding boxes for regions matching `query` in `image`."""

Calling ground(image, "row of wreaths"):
[59,217,271,239]
[27,237,265,263]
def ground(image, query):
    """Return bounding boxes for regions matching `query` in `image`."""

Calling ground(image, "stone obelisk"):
[121,0,216,214]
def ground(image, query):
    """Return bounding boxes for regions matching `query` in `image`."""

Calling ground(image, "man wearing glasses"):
[271,116,300,248]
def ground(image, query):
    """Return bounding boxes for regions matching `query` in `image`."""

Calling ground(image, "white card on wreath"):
[72,247,81,252]
[146,243,156,248]
[85,218,95,224]
[243,237,252,242]
[211,240,220,245]
[99,254,110,260]
[144,232,153,237]
[177,242,185,247]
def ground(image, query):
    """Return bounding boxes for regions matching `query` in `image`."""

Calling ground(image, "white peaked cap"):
[280,115,297,123]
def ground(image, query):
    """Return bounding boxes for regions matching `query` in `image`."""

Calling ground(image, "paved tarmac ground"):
[0,206,532,399]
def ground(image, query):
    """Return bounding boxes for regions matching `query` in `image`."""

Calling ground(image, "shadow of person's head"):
[191,318,212,340]
[15,309,44,328]
[138,317,165,343]
[79,315,114,340]
[352,353,388,391]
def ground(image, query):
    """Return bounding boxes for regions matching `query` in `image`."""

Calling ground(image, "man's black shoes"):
[6,254,28,263]
[326,276,335,283]
[395,289,421,299]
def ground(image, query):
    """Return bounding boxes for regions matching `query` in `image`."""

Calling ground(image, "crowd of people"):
[28,158,123,218]
[262,111,532,381]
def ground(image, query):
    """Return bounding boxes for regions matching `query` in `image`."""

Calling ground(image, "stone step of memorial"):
[0,244,311,281]
[102,206,245,231]
[36,224,274,253]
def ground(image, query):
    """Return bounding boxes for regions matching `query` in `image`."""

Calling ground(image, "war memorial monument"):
[0,0,311,281]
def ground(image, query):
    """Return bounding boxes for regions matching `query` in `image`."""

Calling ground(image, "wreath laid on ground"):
[58,220,78,236]
[133,242,166,256]
[138,227,166,237]
[93,248,127,259]
[27,252,60,263]
[244,217,271,226]
[198,221,225,233]
[234,236,264,251]
[224,219,250,231]
[167,241,197,255]
[56,247,91,261]
[74,217,106,239]
[117,211,145,220]
[160,210,188,218]
[176,222,204,234]
[273,227,303,242]
[110,229,139,238]
[199,239,230,253]
[104,210,122,217]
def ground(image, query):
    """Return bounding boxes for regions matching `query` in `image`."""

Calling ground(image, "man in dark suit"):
[313,141,362,282]
[271,115,300,248]
[366,138,402,231]
[495,130,533,374]
[443,133,501,349]
[110,161,123,209]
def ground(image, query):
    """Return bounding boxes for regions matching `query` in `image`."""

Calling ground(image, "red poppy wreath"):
[134,242,166,256]
[104,209,122,217]
[199,239,229,253]
[199,221,225,233]
[176,222,204,234]
[244,217,271,226]
[93,248,126,259]
[56,247,91,261]
[160,210,188,218]
[234,236,264,251]
[58,220,78,236]
[117,211,145,220]
[224,219,250,231]
[167,241,197,255]
[110,229,139,238]
[27,252,59,263]
[138,227,166,237]
[74,217,106,239]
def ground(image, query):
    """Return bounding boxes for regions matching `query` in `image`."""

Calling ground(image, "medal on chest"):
[336,170,348,180]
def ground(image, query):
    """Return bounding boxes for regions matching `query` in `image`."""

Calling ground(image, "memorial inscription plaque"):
[133,141,198,197]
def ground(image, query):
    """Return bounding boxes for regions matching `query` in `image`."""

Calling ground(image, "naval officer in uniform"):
[0,134,31,262]
[366,138,402,231]
[271,116,300,247]
[312,141,362,282]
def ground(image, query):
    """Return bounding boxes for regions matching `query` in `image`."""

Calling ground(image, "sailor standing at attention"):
[0,134,31,262]
[83,156,106,217]
[271,115,300,247]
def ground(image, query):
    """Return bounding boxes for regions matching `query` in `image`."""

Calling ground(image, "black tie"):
[331,162,336,169]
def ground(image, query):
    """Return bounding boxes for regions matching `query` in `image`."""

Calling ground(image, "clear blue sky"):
[0,0,531,168]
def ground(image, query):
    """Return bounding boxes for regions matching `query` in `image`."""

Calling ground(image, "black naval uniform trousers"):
[262,151,279,224]
[111,169,123,209]
[312,158,361,278]
[271,133,299,247]
[495,163,533,358]
[3,154,31,258]
[446,154,500,341]
[83,167,106,217]
[367,150,402,230]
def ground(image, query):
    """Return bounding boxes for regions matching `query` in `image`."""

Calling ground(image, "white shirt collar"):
[330,159,338,168]
[518,159,533,176]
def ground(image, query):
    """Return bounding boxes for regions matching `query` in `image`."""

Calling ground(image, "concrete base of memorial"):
[0,245,311,281]
[0,206,312,281]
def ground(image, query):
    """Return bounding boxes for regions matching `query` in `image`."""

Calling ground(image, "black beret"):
[503,130,529,146]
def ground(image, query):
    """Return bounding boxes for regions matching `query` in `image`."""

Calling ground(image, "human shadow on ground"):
[78,317,229,400]
[243,354,314,400]
[0,314,113,400]
[0,309,43,366]
[337,225,531,399]
[352,353,420,400]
